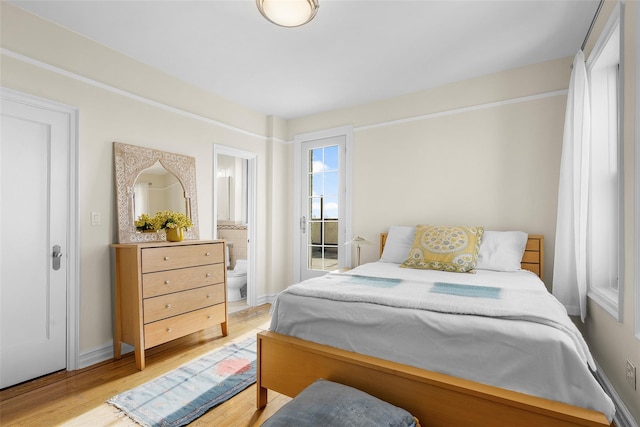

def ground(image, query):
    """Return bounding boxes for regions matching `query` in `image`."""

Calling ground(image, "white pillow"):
[380,226,416,264]
[476,231,528,272]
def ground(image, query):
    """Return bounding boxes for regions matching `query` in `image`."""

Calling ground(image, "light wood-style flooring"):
[0,304,291,426]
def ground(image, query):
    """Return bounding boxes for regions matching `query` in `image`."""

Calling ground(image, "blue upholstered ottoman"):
[261,379,420,427]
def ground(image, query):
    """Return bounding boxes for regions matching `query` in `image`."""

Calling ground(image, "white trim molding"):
[256,293,278,307]
[354,90,568,133]
[1,48,277,142]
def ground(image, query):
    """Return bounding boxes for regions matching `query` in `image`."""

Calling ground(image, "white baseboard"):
[594,360,639,427]
[256,293,277,306]
[78,342,133,370]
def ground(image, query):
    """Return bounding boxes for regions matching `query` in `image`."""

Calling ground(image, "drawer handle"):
[205,252,211,256]
[167,328,172,332]
[207,315,212,319]
[164,256,170,261]
[166,304,172,309]
[165,280,170,285]
[207,294,211,298]
[206,273,211,277]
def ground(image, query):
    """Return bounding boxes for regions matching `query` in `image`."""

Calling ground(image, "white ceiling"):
[11,0,600,119]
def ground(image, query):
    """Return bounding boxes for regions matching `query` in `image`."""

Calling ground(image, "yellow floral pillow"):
[401,225,484,273]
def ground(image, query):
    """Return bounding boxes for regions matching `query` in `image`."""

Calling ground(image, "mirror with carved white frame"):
[114,142,199,243]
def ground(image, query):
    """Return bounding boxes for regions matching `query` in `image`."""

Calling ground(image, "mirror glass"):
[133,162,185,220]
[114,142,199,243]
[217,154,248,224]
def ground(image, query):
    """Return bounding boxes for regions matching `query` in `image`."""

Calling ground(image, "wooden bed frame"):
[257,234,611,426]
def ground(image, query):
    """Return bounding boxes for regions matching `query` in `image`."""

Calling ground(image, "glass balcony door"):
[300,136,346,280]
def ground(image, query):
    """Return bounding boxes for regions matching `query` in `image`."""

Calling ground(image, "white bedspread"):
[270,262,615,421]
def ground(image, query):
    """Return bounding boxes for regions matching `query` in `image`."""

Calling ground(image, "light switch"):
[91,211,101,226]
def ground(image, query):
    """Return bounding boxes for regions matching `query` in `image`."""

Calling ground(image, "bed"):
[257,227,615,426]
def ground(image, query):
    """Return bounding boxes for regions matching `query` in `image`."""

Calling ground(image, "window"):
[586,8,623,320]
[308,145,340,271]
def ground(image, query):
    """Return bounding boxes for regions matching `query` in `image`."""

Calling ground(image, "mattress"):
[270,262,615,421]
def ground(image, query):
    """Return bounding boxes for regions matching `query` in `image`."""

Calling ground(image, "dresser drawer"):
[141,243,223,273]
[143,284,225,324]
[144,304,226,349]
[143,264,225,298]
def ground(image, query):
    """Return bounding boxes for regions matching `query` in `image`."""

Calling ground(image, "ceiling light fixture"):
[256,0,319,28]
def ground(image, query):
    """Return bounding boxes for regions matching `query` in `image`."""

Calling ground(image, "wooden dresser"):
[111,240,227,370]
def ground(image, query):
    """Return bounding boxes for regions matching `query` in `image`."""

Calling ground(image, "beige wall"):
[217,224,247,269]
[289,58,570,286]
[264,133,295,296]
[0,3,290,358]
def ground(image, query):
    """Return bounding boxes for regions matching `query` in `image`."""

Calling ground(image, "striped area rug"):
[108,336,256,427]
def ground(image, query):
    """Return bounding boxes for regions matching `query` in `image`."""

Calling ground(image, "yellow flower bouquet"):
[151,210,193,231]
[134,213,155,232]
[135,211,193,239]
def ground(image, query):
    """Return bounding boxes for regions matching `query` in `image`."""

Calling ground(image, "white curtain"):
[552,50,591,322]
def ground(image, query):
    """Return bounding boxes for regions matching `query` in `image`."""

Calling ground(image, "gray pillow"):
[261,379,418,427]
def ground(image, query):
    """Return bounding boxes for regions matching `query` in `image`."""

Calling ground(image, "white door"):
[299,136,347,281]
[0,95,69,388]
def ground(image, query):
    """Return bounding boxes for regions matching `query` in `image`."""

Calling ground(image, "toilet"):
[226,253,247,302]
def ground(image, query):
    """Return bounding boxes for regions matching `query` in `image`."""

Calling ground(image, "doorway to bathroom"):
[213,145,257,314]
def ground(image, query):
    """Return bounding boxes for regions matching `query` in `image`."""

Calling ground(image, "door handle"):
[52,245,63,270]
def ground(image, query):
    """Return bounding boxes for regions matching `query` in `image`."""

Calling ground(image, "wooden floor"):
[0,304,291,426]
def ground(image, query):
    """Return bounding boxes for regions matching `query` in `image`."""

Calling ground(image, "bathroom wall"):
[217,222,247,269]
